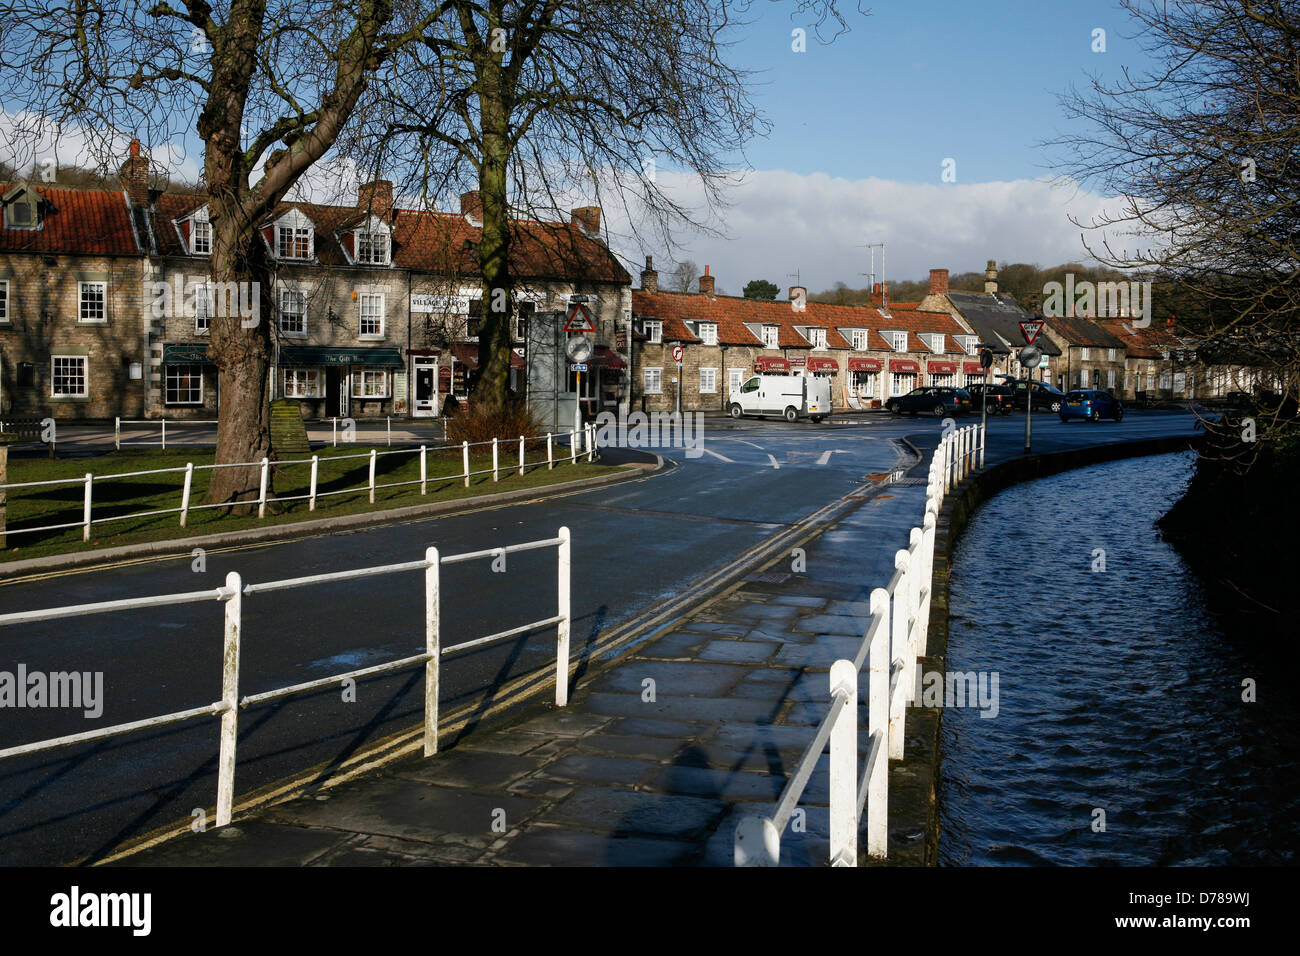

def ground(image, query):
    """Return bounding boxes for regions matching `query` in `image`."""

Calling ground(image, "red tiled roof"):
[1044,316,1127,349]
[0,182,141,256]
[1095,318,1181,358]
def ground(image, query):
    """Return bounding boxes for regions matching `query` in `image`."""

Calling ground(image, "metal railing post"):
[889,548,910,759]
[463,441,470,487]
[419,445,428,495]
[570,429,577,463]
[586,423,594,461]
[980,420,986,470]
[492,437,499,482]
[114,416,120,451]
[547,432,554,470]
[387,416,391,447]
[332,417,338,447]
[867,587,891,859]
[369,448,377,503]
[82,473,93,541]
[424,547,440,757]
[216,571,242,827]
[555,526,571,707]
[518,435,525,476]
[179,462,194,527]
[309,455,319,511]
[829,659,858,867]
[257,457,269,518]
[161,418,167,451]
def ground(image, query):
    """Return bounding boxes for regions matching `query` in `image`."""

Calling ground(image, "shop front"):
[962,360,985,389]
[927,360,957,388]
[754,355,791,374]
[278,345,405,418]
[160,342,219,416]
[888,358,920,396]
[848,357,882,404]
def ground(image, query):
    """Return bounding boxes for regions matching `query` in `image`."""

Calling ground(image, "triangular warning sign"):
[1019,320,1044,345]
[564,303,597,333]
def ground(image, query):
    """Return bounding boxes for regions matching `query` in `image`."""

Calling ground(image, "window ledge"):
[50,395,91,402]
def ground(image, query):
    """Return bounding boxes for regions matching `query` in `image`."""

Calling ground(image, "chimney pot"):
[984,260,998,294]
[571,206,602,236]
[929,269,949,296]
[358,179,394,220]
[698,266,715,296]
[460,190,482,221]
[119,139,150,207]
[640,255,659,294]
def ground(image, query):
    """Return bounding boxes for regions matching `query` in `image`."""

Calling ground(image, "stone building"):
[1038,316,1128,395]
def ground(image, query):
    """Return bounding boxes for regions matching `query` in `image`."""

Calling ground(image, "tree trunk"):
[204,206,274,511]
[474,55,512,420]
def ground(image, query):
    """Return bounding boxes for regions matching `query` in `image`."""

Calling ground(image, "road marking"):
[766,454,781,469]
[700,448,737,463]
[815,449,847,465]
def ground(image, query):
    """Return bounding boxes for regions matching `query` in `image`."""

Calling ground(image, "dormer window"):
[272,208,315,260]
[698,322,717,346]
[191,220,211,255]
[890,331,908,351]
[762,325,779,349]
[356,230,389,265]
[850,329,869,351]
[925,333,945,353]
[3,184,40,230]
[806,327,826,349]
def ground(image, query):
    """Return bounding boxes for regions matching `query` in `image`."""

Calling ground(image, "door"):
[413,358,437,417]
[327,367,350,417]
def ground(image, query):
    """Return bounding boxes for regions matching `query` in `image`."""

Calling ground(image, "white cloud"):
[601,169,1139,293]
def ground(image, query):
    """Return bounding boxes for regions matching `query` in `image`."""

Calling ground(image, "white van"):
[728,373,833,423]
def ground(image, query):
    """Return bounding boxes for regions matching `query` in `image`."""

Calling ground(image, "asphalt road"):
[0,408,1200,864]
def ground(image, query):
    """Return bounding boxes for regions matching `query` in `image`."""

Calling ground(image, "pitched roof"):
[1095,318,1181,358]
[1045,316,1127,349]
[945,290,1063,356]
[0,182,142,256]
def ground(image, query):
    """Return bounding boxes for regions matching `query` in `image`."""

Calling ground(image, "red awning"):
[848,357,882,372]
[807,357,839,372]
[754,356,790,372]
[450,343,524,370]
[888,359,920,373]
[927,361,957,374]
[591,346,627,370]
[963,361,984,374]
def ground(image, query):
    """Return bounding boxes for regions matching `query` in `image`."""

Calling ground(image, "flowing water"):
[940,452,1300,865]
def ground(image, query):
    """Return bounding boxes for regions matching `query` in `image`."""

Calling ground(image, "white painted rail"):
[734,423,982,866]
[0,528,573,828]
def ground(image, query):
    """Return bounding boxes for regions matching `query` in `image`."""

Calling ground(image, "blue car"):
[1059,389,1124,422]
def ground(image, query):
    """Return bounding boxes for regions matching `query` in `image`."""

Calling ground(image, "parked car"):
[1059,389,1125,422]
[1007,379,1070,414]
[885,386,972,417]
[966,383,1014,415]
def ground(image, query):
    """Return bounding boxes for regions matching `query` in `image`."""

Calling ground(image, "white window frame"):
[352,368,391,398]
[850,329,869,351]
[1080,347,1091,360]
[699,367,718,394]
[925,333,944,353]
[890,331,908,352]
[806,328,826,349]
[5,197,36,228]
[355,229,390,265]
[889,371,916,396]
[277,224,314,260]
[359,292,385,338]
[194,283,212,334]
[284,367,323,398]
[279,288,308,336]
[51,355,87,397]
[0,279,8,323]
[191,218,211,255]
[78,281,107,324]
[643,319,662,344]
[963,335,979,354]
[644,366,663,395]
[762,325,779,349]
[728,368,744,394]
[164,364,204,405]
[1108,348,1117,361]
[698,323,718,346]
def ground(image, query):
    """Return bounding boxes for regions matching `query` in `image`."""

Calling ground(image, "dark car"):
[1007,379,1070,414]
[966,383,1014,415]
[1059,389,1124,422]
[885,386,973,417]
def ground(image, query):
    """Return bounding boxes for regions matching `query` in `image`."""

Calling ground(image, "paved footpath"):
[121,415,1200,867]
[124,440,931,867]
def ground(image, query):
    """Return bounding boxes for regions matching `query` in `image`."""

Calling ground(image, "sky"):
[620,0,1162,293]
[0,0,1161,294]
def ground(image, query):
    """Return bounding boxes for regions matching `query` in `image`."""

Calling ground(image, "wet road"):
[0,409,1199,864]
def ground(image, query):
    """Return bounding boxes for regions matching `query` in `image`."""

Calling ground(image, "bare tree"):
[376,1,863,419]
[670,260,701,294]
[0,0,443,508]
[1048,0,1299,454]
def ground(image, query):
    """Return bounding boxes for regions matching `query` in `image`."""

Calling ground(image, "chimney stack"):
[119,138,150,207]
[929,268,949,296]
[640,255,658,294]
[459,190,482,221]
[984,259,998,294]
[571,206,602,236]
[698,264,715,296]
[358,180,394,220]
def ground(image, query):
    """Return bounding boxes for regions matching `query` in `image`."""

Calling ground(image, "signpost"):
[672,344,684,413]
[1018,324,1043,453]
[978,346,993,467]
[565,334,593,432]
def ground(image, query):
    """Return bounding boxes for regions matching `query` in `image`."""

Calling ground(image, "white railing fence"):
[115,417,220,451]
[734,422,982,867]
[3,423,598,543]
[0,528,573,828]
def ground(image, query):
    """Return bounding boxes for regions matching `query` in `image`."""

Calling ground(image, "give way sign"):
[1019,320,1044,345]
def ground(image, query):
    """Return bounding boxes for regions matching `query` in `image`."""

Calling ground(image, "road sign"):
[570,363,587,372]
[979,348,993,369]
[1018,345,1041,368]
[564,303,596,333]
[1039,354,1050,369]
[672,344,684,364]
[565,334,592,363]
[1019,320,1044,344]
